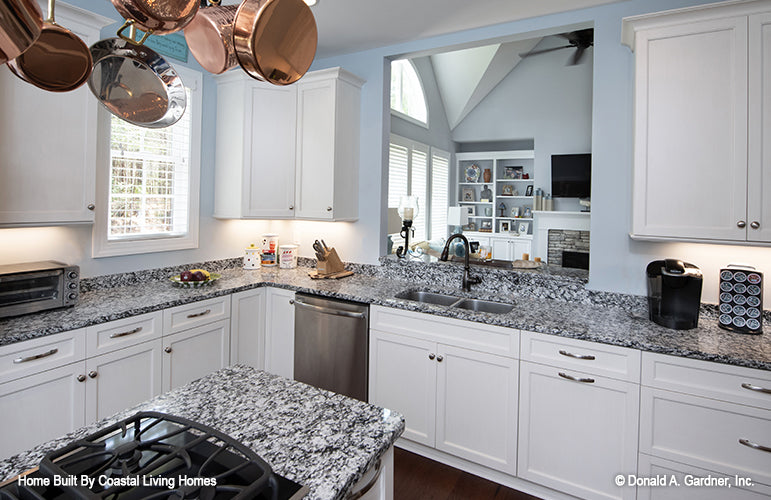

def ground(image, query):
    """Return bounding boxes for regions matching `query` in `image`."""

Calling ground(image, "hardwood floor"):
[393,448,542,500]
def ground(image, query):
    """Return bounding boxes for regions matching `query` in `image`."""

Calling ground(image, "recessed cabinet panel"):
[264,288,295,379]
[748,12,771,242]
[162,320,230,391]
[230,288,266,369]
[633,17,748,240]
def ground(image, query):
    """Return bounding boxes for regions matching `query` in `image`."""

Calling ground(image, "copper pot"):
[0,0,43,64]
[110,0,199,36]
[6,0,92,92]
[232,0,317,85]
[183,2,238,74]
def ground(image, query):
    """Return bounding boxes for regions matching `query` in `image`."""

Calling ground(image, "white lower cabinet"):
[162,320,230,391]
[518,360,640,500]
[368,306,519,475]
[230,288,266,369]
[491,236,532,261]
[85,340,163,423]
[264,288,295,379]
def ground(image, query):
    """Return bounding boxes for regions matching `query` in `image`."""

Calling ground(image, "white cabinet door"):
[85,340,163,423]
[369,329,436,447]
[491,237,512,260]
[230,288,266,369]
[0,362,86,459]
[748,12,771,243]
[162,319,230,391]
[518,361,639,500]
[435,344,517,474]
[511,239,531,260]
[631,16,749,241]
[264,288,295,379]
[0,5,110,225]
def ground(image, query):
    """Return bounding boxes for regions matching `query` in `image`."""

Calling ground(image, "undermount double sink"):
[395,290,514,314]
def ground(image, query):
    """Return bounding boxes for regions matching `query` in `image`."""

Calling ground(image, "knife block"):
[317,247,346,276]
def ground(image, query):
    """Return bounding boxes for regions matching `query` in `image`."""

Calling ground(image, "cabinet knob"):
[77,374,86,382]
[436,355,444,362]
[737,220,747,228]
[88,371,98,379]
[327,206,332,212]
[87,204,95,211]
[751,221,760,229]
[428,353,435,360]
[289,205,294,210]
[164,346,172,354]
[289,299,295,305]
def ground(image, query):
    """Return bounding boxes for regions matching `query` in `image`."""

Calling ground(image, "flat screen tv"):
[551,154,591,198]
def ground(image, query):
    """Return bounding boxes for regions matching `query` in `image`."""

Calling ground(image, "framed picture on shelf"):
[525,185,533,196]
[505,166,524,179]
[464,206,475,217]
[481,220,492,230]
[461,187,475,202]
[510,206,520,218]
[523,207,532,218]
[518,222,530,235]
[500,221,510,232]
[463,222,476,231]
[501,185,515,196]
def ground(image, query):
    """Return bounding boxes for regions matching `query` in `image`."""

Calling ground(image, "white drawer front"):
[86,312,162,357]
[0,329,86,382]
[520,330,641,382]
[637,454,771,500]
[640,387,771,486]
[642,352,771,410]
[370,305,518,357]
[163,295,231,334]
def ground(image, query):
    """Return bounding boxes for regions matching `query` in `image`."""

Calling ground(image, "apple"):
[180,271,193,282]
[191,271,205,282]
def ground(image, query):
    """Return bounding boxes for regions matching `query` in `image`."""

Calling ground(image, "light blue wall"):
[312,0,771,301]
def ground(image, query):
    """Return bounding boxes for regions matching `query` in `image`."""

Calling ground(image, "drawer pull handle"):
[186,309,211,319]
[109,326,143,339]
[558,372,595,383]
[558,349,596,360]
[741,383,771,395]
[739,439,771,454]
[13,348,58,364]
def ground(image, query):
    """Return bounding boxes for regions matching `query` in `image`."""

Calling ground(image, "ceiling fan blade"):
[568,46,587,66]
[518,45,572,58]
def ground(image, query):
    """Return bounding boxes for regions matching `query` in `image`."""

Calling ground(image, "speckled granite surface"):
[1,259,769,371]
[0,365,405,500]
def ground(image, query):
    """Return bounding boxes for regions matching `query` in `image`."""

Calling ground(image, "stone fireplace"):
[548,229,590,269]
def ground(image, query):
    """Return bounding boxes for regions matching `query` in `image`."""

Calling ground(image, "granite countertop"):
[0,364,405,499]
[0,264,769,371]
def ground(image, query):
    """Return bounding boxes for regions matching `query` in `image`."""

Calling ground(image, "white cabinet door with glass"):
[0,5,112,225]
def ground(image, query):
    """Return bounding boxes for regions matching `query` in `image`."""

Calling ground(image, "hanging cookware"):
[110,0,198,37]
[0,0,43,64]
[232,0,317,85]
[87,26,186,128]
[6,0,91,92]
[183,0,238,74]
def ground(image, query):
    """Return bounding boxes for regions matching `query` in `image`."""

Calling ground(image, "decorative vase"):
[483,168,492,183]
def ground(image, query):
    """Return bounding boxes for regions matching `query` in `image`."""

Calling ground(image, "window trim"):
[390,59,429,129]
[91,65,202,258]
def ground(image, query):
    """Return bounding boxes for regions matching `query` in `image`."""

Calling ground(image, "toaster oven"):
[0,261,79,318]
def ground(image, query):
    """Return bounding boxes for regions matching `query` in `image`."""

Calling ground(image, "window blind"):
[411,146,428,242]
[430,148,450,240]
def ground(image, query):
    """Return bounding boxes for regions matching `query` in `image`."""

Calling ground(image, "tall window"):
[390,59,428,126]
[388,134,449,244]
[92,66,202,257]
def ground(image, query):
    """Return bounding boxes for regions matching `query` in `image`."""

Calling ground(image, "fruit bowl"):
[169,273,221,288]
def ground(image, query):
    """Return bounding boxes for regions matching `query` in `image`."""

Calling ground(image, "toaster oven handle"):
[14,348,59,364]
[0,269,62,282]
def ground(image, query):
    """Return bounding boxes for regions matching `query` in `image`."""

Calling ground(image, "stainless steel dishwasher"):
[292,293,369,401]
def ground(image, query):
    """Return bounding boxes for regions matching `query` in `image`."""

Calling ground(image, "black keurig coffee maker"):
[646,259,703,329]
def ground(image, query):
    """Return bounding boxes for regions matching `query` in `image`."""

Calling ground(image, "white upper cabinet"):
[0,3,112,226]
[214,67,364,221]
[623,1,771,244]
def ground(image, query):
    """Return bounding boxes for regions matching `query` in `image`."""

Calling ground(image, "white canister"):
[261,233,279,267]
[279,244,299,269]
[243,243,261,269]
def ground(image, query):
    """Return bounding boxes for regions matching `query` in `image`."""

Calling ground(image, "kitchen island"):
[0,364,405,500]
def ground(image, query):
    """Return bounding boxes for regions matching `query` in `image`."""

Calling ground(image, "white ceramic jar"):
[279,244,298,269]
[243,243,261,269]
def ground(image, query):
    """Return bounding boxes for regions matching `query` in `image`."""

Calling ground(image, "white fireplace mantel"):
[534,211,591,263]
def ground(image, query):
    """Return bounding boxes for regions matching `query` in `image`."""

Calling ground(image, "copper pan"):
[7,0,92,92]
[0,0,43,64]
[110,0,199,36]
[183,0,238,74]
[232,0,317,85]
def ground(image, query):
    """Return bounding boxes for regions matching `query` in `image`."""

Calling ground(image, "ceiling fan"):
[520,29,594,65]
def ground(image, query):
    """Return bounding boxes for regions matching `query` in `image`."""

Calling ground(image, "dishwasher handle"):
[291,298,366,319]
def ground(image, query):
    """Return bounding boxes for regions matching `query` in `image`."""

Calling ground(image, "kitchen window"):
[92,66,202,257]
[388,134,449,244]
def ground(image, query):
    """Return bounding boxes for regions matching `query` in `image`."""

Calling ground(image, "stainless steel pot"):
[88,35,186,128]
[232,0,317,85]
[0,0,43,64]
